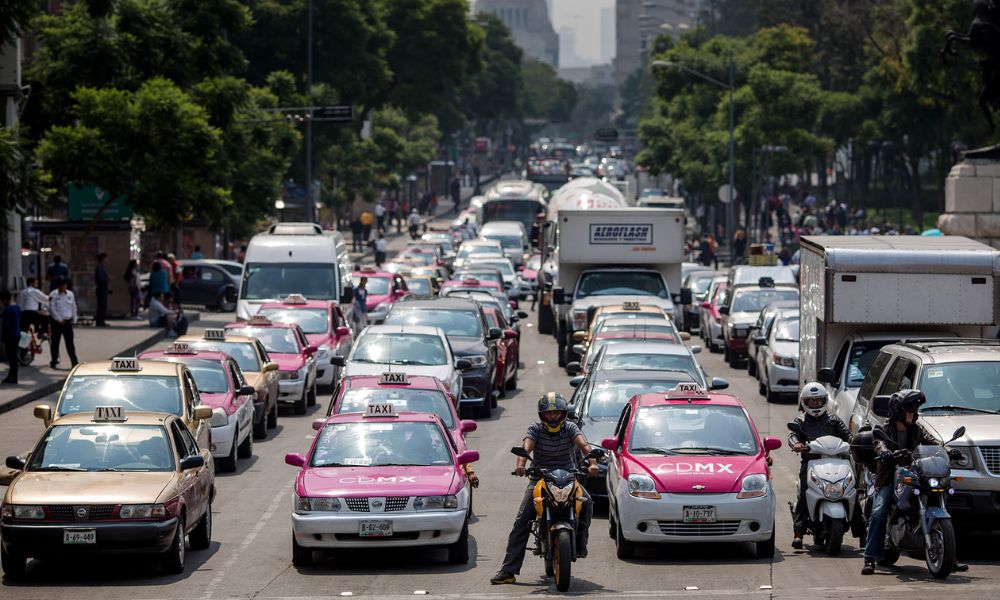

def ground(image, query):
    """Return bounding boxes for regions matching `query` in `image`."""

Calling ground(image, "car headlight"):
[374,301,391,313]
[773,353,796,367]
[280,370,298,380]
[9,505,45,520]
[549,484,575,504]
[210,408,229,428]
[737,474,768,499]
[317,345,331,360]
[627,474,661,499]
[572,310,588,331]
[119,503,168,520]
[294,494,341,513]
[414,495,459,510]
[952,447,974,469]
[463,354,488,368]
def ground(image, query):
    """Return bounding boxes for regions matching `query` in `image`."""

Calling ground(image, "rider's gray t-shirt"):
[525,421,582,472]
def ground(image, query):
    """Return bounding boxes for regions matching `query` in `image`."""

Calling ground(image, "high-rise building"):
[615,0,701,84]
[600,6,615,65]
[476,0,560,68]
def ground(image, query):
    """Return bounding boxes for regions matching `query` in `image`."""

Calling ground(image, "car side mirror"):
[753,336,766,345]
[193,406,213,421]
[304,345,318,356]
[510,300,519,310]
[679,331,691,341]
[787,421,804,435]
[817,367,837,385]
[949,426,967,443]
[586,447,606,460]
[572,331,587,342]
[552,287,565,305]
[312,418,325,431]
[680,288,692,305]
[872,394,891,418]
[566,361,582,375]
[335,326,351,337]
[600,437,619,451]
[504,329,517,339]
[459,419,477,434]
[5,455,25,471]
[330,356,346,367]
[572,344,585,355]
[457,450,480,465]
[709,377,729,391]
[239,385,255,396]
[690,345,702,354]
[340,287,354,304]
[488,327,502,340]
[455,358,472,370]
[179,455,205,471]
[264,361,280,372]
[33,404,52,424]
[510,446,531,459]
[284,452,306,467]
[719,306,730,315]
[569,375,585,388]
[763,436,782,452]
[517,311,528,319]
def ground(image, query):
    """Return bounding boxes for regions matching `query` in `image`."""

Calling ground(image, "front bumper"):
[211,418,239,458]
[458,366,492,408]
[766,363,799,392]
[279,378,306,403]
[726,334,749,353]
[292,509,468,549]
[1,518,179,556]
[615,489,775,544]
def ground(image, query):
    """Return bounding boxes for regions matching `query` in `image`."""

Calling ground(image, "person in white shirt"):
[375,201,387,234]
[374,234,388,267]
[18,277,49,337]
[48,277,78,368]
[148,292,178,337]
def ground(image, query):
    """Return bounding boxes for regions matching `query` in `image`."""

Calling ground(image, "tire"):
[491,387,498,408]
[723,346,731,363]
[292,535,313,567]
[544,558,554,576]
[538,300,554,335]
[727,350,740,368]
[766,387,780,403]
[615,513,635,559]
[17,348,34,367]
[217,431,238,473]
[608,514,617,539]
[253,407,267,439]
[307,383,317,407]
[556,324,567,368]
[497,375,506,399]
[756,528,776,558]
[506,367,517,391]
[237,425,253,459]
[826,519,845,556]
[476,399,493,419]
[926,519,956,579]
[218,291,237,313]
[1,543,26,579]
[554,529,572,592]
[878,542,900,566]
[747,357,757,377]
[162,517,186,575]
[759,381,767,397]
[294,389,307,415]
[267,401,278,429]
[446,520,470,564]
[189,503,212,550]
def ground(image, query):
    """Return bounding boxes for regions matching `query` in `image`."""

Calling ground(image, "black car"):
[142,260,239,312]
[681,270,717,332]
[384,297,501,418]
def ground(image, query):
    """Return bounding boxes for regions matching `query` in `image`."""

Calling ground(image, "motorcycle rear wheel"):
[926,519,956,579]
[554,530,572,592]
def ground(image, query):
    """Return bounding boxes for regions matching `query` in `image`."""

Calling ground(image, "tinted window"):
[312,421,452,467]
[385,308,482,338]
[858,351,892,402]
[28,425,174,472]
[845,341,894,389]
[576,271,668,299]
[878,357,911,396]
[242,263,338,300]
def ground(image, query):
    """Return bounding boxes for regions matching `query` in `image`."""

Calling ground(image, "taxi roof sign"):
[622,301,641,311]
[164,342,195,355]
[365,403,398,418]
[666,383,709,399]
[247,315,272,326]
[282,293,308,305]
[94,405,126,422]
[204,328,226,341]
[111,357,142,372]
[379,372,410,385]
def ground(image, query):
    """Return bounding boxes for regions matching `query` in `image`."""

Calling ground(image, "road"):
[2,241,999,599]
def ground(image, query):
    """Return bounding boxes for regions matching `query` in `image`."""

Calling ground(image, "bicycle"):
[18,323,48,367]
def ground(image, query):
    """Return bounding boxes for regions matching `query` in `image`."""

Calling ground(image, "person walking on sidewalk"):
[124,260,142,319]
[407,208,422,240]
[1,290,21,384]
[95,252,110,327]
[374,234,388,267]
[18,278,49,337]
[450,175,462,215]
[351,217,364,252]
[48,277,79,369]
[375,201,387,234]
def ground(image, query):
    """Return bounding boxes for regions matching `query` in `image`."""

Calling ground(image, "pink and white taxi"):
[285,404,479,566]
[257,294,353,389]
[140,343,256,472]
[351,267,410,324]
[225,316,318,415]
[602,384,781,559]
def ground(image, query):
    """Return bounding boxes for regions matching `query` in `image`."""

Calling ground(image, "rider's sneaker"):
[490,571,516,585]
[861,559,876,575]
[791,536,803,549]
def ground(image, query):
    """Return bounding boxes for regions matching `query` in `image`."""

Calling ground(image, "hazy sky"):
[550,0,614,66]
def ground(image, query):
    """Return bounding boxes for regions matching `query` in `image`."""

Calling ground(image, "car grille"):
[657,521,741,536]
[980,447,1000,475]
[345,498,370,512]
[385,496,409,512]
[47,505,116,521]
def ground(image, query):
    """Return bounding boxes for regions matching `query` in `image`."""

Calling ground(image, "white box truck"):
[799,235,1000,428]
[550,207,686,371]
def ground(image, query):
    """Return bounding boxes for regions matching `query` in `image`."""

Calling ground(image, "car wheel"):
[217,431,238,473]
[476,399,492,419]
[747,357,757,377]
[497,375,506,399]
[307,383,317,407]
[0,543,26,579]
[506,367,517,391]
[759,380,767,397]
[237,425,253,459]
[755,529,775,559]
[253,407,267,439]
[446,520,470,564]
[766,387,780,403]
[294,389,307,415]
[217,292,237,313]
[723,346,731,362]
[189,503,212,550]
[267,400,278,428]
[292,534,313,567]
[615,513,635,559]
[161,516,186,575]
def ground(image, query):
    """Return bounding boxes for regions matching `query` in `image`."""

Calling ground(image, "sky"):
[550,0,615,66]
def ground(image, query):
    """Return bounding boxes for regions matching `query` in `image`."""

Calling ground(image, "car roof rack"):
[896,338,1000,352]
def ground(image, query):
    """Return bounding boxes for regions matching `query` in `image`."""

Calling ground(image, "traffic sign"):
[718,184,737,204]
[594,127,619,142]
[313,105,354,122]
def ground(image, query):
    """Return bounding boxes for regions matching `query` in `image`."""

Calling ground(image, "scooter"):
[510,446,603,593]
[787,423,856,555]
[867,426,965,579]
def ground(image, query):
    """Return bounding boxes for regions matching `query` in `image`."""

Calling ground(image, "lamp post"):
[304,0,315,224]
[652,53,735,260]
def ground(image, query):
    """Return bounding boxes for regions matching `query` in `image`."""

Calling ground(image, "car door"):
[182,371,211,449]
[179,266,204,304]
[606,403,633,508]
[200,266,230,307]
[170,420,204,529]
[853,351,893,430]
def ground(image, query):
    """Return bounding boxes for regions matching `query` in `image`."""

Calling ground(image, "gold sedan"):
[1,410,214,577]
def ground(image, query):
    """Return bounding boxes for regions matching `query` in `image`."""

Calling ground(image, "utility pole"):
[304,0,315,223]
[726,50,735,259]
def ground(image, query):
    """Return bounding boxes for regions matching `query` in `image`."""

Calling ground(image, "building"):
[476,0,560,68]
[0,39,24,290]
[600,6,615,65]
[615,0,701,84]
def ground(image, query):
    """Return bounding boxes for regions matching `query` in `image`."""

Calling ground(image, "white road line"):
[202,484,290,600]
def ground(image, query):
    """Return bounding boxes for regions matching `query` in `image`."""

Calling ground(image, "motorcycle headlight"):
[414,495,459,510]
[737,474,768,499]
[463,354,488,368]
[627,474,660,499]
[549,484,575,504]
[951,447,974,469]
[294,495,341,513]
[822,481,845,500]
[10,505,44,520]
[210,407,229,428]
[119,503,168,520]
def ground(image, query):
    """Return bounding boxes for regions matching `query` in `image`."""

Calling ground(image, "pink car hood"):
[306,332,334,347]
[522,268,538,280]
[272,353,307,372]
[296,465,459,497]
[199,391,237,416]
[625,454,762,494]
[366,294,393,310]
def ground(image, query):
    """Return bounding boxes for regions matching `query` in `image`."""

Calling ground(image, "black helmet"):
[888,389,925,424]
[537,392,568,433]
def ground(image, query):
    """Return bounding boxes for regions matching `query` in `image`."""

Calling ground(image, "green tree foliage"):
[461,13,523,131]
[522,58,577,123]
[0,0,37,46]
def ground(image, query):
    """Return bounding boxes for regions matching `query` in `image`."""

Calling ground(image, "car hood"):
[572,295,675,315]
[727,313,758,326]
[449,337,487,356]
[919,414,1000,445]
[345,363,453,383]
[296,465,459,497]
[272,353,307,372]
[625,454,761,493]
[9,471,174,505]
[199,391,236,414]
[771,340,799,357]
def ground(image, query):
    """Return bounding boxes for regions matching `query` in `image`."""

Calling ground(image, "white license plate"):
[359,520,393,537]
[683,506,716,524]
[64,529,97,545]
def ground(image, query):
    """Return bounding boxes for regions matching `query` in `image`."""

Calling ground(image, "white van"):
[238,223,354,322]
[479,221,529,267]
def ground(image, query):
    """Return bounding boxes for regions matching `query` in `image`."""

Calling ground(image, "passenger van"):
[237,223,354,322]
[478,221,529,267]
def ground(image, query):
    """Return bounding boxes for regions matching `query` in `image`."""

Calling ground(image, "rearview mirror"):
[817,367,837,385]
[517,311,528,319]
[572,331,587,342]
[179,455,205,471]
[239,385,255,396]
[510,446,531,459]
[763,436,782,452]
[709,377,729,391]
[569,376,585,388]
[600,437,619,451]
[572,344,586,355]
[787,421,804,435]
[335,326,351,337]
[753,336,766,345]
[312,418,325,431]
[193,406,213,421]
[690,345,702,354]
[586,447,606,460]
[504,329,518,339]
[304,345,318,356]
[566,361,582,375]
[700,301,711,309]
[33,404,52,424]
[488,327,502,340]
[872,394,891,418]
[719,306,730,315]
[552,287,565,305]
[949,426,967,443]
[460,419,477,434]
[284,452,306,467]
[264,361,281,372]
[455,358,472,370]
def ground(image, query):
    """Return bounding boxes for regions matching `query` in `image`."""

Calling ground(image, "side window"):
[256,341,271,364]
[179,422,200,455]
[181,372,198,414]
[229,362,244,388]
[613,404,632,442]
[832,341,851,385]
[858,351,891,404]
[877,357,911,396]
[332,307,343,328]
[898,359,918,391]
[170,421,197,457]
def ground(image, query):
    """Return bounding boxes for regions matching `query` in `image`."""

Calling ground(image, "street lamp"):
[304,0,315,224]
[652,54,736,260]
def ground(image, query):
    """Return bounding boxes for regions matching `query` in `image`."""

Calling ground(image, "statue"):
[943,0,1000,132]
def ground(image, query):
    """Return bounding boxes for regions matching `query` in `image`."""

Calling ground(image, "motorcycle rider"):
[862,389,966,575]
[788,382,851,549]
[491,392,599,585]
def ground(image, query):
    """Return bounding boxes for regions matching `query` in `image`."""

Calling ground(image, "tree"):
[461,13,523,131]
[0,0,36,46]
[522,58,577,123]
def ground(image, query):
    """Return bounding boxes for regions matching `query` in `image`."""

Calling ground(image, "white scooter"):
[788,424,856,556]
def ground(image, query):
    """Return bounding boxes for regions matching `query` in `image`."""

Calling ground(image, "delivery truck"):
[798,235,1000,427]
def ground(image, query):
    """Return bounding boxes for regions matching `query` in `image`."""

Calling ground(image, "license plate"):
[359,520,393,537]
[683,506,716,524]
[64,529,97,545]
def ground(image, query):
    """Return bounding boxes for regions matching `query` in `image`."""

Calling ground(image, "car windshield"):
[352,333,447,365]
[455,271,503,286]
[312,421,453,467]
[153,358,229,394]
[731,289,799,313]
[485,235,522,250]
[337,389,455,428]
[385,309,482,338]
[690,275,715,294]
[482,200,543,230]
[241,263,338,300]
[586,377,693,419]
[576,271,668,299]
[353,275,391,296]
[457,245,502,259]
[405,278,432,295]
[918,361,1000,413]
[587,339,654,367]
[28,425,175,472]
[593,312,663,330]
[526,255,541,270]
[599,324,674,335]
[599,352,700,382]
[258,308,329,334]
[227,327,299,354]
[59,375,182,417]
[478,261,514,277]
[189,341,261,372]
[774,317,799,342]
[217,263,243,277]
[845,341,892,388]
[630,404,757,455]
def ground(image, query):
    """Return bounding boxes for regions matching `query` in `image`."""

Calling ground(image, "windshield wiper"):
[95,467,120,472]
[667,447,747,455]
[922,405,1000,415]
[630,447,675,455]
[37,465,85,472]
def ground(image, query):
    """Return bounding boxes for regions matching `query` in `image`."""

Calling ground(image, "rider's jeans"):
[793,459,810,534]
[500,482,592,574]
[863,484,894,559]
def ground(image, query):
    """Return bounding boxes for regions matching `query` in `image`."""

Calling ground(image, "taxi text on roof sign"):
[165,342,195,355]
[282,293,308,304]
[204,328,226,341]
[666,383,708,398]
[94,406,126,422]
[248,315,273,325]
[111,357,142,371]
[379,372,410,385]
[365,403,397,417]
[622,301,641,311]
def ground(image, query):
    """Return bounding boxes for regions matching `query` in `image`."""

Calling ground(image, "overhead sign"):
[594,127,619,142]
[589,224,653,245]
[67,183,132,221]
[313,105,354,122]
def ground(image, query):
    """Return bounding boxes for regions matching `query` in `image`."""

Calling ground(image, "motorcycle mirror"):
[786,422,803,435]
[586,448,605,460]
[510,446,531,459]
[949,426,967,443]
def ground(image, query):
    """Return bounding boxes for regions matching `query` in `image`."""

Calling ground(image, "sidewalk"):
[0,314,200,417]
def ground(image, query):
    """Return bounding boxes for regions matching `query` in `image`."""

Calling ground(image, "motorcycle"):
[867,425,965,579]
[787,423,856,555]
[510,446,604,592]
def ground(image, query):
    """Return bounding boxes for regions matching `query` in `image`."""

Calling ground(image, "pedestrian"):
[351,217,364,252]
[473,164,481,195]
[149,292,188,338]
[698,235,715,268]
[166,253,182,307]
[450,175,462,215]
[18,278,49,336]
[95,252,110,327]
[374,233,387,267]
[48,277,79,369]
[360,210,374,245]
[419,188,431,215]
[352,277,369,330]
[191,244,204,259]
[124,259,142,319]
[407,208,422,240]
[45,255,70,291]
[732,229,747,264]
[375,201,387,234]
[1,290,21,384]
[148,261,169,308]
